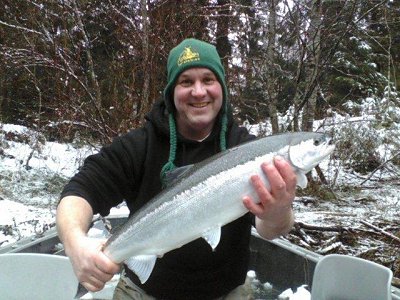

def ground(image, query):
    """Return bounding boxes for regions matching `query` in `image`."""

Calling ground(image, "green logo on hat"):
[177,46,200,66]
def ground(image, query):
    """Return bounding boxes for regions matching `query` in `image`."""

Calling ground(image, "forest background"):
[1,0,399,146]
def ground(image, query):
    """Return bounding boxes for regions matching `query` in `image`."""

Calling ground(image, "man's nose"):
[191,81,206,97]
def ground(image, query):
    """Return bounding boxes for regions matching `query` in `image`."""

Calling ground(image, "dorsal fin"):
[164,164,194,187]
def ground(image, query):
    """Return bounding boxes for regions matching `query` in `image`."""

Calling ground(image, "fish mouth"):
[190,102,209,108]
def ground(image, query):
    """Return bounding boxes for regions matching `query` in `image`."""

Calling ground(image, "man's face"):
[173,68,223,140]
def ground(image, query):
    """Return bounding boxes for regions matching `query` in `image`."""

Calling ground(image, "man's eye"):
[204,78,215,84]
[179,79,192,86]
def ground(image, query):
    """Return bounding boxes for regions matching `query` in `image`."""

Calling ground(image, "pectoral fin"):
[296,172,308,189]
[125,255,157,284]
[202,226,221,250]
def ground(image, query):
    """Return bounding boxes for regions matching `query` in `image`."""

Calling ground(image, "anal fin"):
[125,255,157,284]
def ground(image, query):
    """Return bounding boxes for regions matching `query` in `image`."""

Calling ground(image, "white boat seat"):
[311,254,393,300]
[0,253,78,300]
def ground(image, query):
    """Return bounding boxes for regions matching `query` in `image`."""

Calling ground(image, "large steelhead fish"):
[103,131,335,283]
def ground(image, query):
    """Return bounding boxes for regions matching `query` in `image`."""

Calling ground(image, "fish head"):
[288,133,335,173]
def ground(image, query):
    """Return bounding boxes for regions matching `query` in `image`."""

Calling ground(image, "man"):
[57,38,296,300]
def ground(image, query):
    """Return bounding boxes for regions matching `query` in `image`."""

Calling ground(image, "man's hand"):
[243,156,296,240]
[66,236,120,292]
[56,196,120,292]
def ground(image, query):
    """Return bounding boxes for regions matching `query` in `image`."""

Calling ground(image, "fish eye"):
[313,139,320,146]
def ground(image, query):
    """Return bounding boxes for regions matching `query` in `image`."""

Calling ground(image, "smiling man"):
[173,68,223,141]
[57,38,296,300]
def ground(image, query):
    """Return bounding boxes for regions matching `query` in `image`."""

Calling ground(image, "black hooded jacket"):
[61,100,255,299]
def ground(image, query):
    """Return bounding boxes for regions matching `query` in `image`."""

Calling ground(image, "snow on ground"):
[0,200,55,245]
[0,124,97,246]
[1,124,95,179]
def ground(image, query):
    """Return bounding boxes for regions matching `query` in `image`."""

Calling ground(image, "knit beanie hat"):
[163,38,228,113]
[160,38,229,185]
